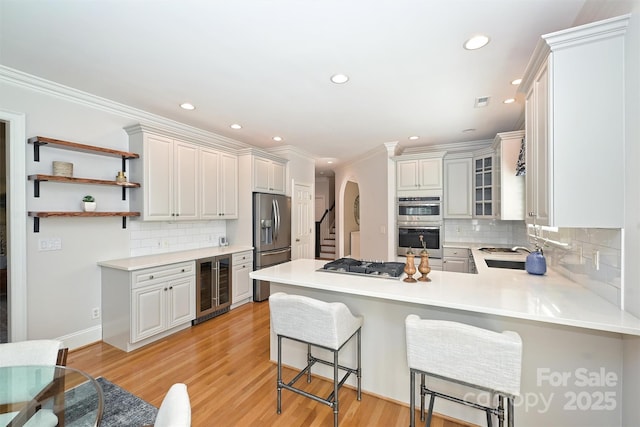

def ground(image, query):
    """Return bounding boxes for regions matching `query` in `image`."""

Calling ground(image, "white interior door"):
[293,183,313,260]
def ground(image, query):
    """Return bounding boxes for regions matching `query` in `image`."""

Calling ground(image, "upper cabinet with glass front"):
[473,150,494,218]
[520,15,628,228]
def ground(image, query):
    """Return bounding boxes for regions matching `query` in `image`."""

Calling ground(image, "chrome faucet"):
[511,246,531,253]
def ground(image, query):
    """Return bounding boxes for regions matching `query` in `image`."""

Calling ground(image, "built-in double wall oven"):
[397,195,443,258]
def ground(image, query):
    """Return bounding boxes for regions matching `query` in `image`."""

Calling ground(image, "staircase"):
[319,227,336,260]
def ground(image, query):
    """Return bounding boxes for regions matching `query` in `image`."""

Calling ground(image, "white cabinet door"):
[253,157,286,194]
[144,134,173,220]
[419,158,442,189]
[271,161,286,194]
[132,284,166,343]
[444,157,472,218]
[525,60,550,226]
[199,148,220,219]
[396,159,419,190]
[166,276,195,329]
[397,157,443,192]
[473,154,494,218]
[173,140,199,220]
[253,157,271,192]
[232,251,253,305]
[219,153,238,218]
[232,262,251,304]
[521,16,626,227]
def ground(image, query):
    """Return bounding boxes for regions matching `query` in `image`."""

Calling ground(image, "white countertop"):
[98,245,254,271]
[250,254,640,336]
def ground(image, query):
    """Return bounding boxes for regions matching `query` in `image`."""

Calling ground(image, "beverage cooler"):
[193,254,231,324]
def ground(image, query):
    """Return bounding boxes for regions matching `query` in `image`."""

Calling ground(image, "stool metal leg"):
[425,390,436,427]
[486,408,493,427]
[420,373,426,422]
[277,335,283,414]
[409,369,416,427]
[497,395,504,427]
[333,349,339,427]
[507,397,514,427]
[307,343,312,383]
[357,329,362,400]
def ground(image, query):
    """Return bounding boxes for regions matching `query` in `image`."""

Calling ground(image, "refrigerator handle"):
[274,199,280,240]
[271,199,276,240]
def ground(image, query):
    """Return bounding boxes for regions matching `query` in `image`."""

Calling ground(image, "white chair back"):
[269,292,363,350]
[0,340,62,367]
[154,383,191,427]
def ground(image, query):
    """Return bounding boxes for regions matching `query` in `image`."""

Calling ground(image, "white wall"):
[0,71,247,348]
[334,146,393,261]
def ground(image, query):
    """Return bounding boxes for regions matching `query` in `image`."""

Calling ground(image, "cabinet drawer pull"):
[149,275,154,279]
[164,287,168,291]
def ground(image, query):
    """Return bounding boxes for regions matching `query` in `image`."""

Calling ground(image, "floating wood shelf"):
[28,174,140,198]
[28,136,139,161]
[28,211,141,232]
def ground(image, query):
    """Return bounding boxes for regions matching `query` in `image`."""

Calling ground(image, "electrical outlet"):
[38,237,62,251]
[593,250,600,271]
[91,307,100,319]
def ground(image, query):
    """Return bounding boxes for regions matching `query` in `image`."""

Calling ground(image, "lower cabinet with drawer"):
[232,250,253,307]
[442,247,470,273]
[101,261,196,352]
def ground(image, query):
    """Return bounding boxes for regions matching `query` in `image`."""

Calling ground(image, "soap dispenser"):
[525,245,547,275]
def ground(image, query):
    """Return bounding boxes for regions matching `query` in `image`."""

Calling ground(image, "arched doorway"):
[342,181,360,258]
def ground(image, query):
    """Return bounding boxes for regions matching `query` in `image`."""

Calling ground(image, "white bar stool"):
[405,315,522,427]
[269,292,363,427]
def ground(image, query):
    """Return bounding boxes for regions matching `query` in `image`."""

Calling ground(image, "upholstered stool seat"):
[269,292,363,427]
[405,315,522,427]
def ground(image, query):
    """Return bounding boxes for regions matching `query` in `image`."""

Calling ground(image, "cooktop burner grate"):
[320,258,405,279]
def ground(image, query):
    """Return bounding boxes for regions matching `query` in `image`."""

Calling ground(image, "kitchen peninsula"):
[251,255,640,426]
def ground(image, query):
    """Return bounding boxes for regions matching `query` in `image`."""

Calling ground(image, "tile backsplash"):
[530,226,622,307]
[444,219,528,246]
[445,219,622,307]
[128,219,227,257]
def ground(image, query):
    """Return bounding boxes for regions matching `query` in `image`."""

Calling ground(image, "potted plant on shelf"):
[82,195,96,212]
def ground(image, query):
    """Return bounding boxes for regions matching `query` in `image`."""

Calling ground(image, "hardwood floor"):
[69,301,475,427]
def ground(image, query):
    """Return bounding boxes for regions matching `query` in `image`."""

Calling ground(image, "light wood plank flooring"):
[69,301,474,427]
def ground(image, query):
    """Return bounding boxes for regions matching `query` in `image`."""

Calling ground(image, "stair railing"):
[315,202,335,258]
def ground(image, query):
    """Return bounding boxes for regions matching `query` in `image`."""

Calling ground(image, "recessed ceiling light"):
[272,136,283,142]
[330,74,349,84]
[464,35,490,50]
[327,160,333,164]
[503,98,516,104]
[462,128,476,133]
[230,124,242,130]
[511,78,522,85]
[179,103,195,110]
[409,136,419,140]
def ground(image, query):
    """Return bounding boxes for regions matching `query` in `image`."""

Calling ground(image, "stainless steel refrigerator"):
[253,192,291,301]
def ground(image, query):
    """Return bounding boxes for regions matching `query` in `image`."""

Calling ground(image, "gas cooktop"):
[319,258,405,279]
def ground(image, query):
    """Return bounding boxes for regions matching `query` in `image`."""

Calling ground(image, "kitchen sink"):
[479,247,522,254]
[484,259,526,270]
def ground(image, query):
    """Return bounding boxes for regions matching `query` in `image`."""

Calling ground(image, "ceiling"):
[0,0,626,174]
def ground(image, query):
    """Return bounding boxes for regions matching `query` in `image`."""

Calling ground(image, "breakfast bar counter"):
[251,258,639,426]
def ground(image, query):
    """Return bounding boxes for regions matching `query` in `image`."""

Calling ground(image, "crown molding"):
[0,65,250,152]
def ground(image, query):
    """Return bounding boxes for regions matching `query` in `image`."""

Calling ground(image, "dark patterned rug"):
[65,377,158,426]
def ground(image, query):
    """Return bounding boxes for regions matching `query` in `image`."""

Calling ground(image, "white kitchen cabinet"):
[253,156,287,194]
[232,250,253,307]
[396,156,443,193]
[127,129,198,221]
[442,247,470,273]
[101,261,196,352]
[520,15,627,227]
[126,125,239,221]
[443,155,473,218]
[493,131,525,220]
[473,150,494,218]
[200,148,238,219]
